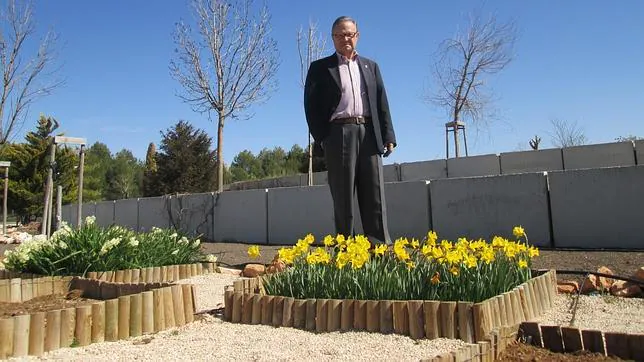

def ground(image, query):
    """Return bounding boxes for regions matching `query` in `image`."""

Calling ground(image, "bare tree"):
[529,135,541,150]
[170,0,279,192]
[427,12,516,157]
[296,20,326,186]
[549,119,587,148]
[0,0,63,145]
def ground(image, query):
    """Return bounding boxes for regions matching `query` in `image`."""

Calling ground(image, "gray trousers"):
[324,122,391,244]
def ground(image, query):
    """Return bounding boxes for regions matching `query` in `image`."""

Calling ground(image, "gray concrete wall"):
[400,159,448,181]
[500,148,563,174]
[95,201,115,228]
[383,164,400,182]
[635,140,644,165]
[137,197,168,232]
[80,202,96,224]
[562,141,635,170]
[61,204,72,226]
[447,154,500,178]
[384,181,431,240]
[549,165,644,249]
[267,186,335,244]
[114,199,138,231]
[176,193,215,240]
[69,205,79,228]
[313,171,328,185]
[429,173,551,247]
[213,189,267,244]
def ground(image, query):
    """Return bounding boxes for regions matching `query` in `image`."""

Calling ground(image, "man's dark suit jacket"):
[304,53,396,154]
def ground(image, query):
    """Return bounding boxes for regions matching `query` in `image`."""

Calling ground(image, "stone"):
[610,280,642,298]
[581,267,614,293]
[217,266,242,276]
[266,259,286,274]
[242,264,265,278]
[557,280,580,294]
[633,266,644,282]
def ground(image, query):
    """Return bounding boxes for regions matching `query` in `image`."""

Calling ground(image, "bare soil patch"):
[498,342,620,361]
[0,290,97,318]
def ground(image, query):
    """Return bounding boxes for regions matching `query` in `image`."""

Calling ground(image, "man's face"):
[332,21,359,58]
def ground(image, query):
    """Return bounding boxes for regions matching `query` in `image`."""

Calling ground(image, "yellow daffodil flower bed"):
[252,226,539,304]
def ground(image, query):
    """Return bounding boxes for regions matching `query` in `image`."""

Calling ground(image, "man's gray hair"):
[332,16,357,31]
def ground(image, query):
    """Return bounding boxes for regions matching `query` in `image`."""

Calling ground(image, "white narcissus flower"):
[59,241,68,249]
[172,249,179,255]
[193,239,201,247]
[205,254,217,263]
[178,237,189,245]
[129,237,139,247]
[85,215,96,226]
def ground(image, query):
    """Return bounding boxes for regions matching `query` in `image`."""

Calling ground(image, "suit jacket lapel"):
[327,55,341,90]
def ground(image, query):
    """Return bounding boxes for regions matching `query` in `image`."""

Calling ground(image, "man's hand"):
[383,143,394,157]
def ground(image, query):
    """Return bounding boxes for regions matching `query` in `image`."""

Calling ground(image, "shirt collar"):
[336,51,358,63]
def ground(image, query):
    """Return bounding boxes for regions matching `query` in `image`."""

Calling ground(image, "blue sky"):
[21,0,644,165]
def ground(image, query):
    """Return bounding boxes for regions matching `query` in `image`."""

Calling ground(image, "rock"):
[581,267,614,294]
[596,266,614,290]
[266,259,286,274]
[557,280,579,294]
[610,280,642,298]
[634,267,644,282]
[0,235,11,244]
[242,264,265,278]
[216,266,242,276]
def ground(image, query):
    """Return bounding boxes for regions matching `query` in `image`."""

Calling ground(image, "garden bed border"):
[223,270,557,360]
[0,262,217,359]
[518,321,644,360]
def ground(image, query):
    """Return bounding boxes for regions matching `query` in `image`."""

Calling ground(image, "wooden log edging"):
[0,277,198,359]
[224,270,558,347]
[84,262,216,283]
[518,321,644,361]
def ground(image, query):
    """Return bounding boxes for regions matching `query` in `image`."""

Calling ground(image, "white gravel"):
[535,293,644,334]
[12,272,468,361]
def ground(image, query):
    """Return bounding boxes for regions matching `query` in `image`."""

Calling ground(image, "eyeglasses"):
[332,32,358,40]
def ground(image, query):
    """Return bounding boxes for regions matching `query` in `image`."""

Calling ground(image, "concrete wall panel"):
[635,140,644,165]
[80,202,96,224]
[384,181,431,240]
[400,160,448,181]
[447,154,500,178]
[500,148,563,174]
[313,171,328,185]
[95,201,115,228]
[175,193,215,240]
[267,186,335,245]
[61,205,72,226]
[137,197,169,232]
[549,166,644,249]
[214,189,267,244]
[114,198,138,231]
[383,164,400,182]
[430,173,551,246]
[563,141,635,170]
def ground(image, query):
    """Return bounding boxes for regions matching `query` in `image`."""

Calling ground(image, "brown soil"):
[498,342,621,361]
[0,290,97,318]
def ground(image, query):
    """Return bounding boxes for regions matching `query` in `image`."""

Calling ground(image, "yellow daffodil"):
[528,246,540,258]
[464,254,478,268]
[406,261,415,269]
[513,226,525,238]
[449,266,460,276]
[323,235,335,247]
[440,239,453,251]
[426,230,438,246]
[430,272,440,285]
[410,238,420,249]
[247,245,260,259]
[518,259,528,268]
[373,244,387,256]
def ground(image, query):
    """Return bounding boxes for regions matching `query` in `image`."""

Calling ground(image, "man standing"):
[304,16,397,244]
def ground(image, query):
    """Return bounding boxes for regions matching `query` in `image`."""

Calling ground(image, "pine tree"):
[142,142,158,197]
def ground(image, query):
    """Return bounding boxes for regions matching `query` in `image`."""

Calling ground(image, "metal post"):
[47,182,54,236]
[307,134,313,186]
[41,142,56,235]
[445,127,449,159]
[77,144,85,228]
[454,123,460,158]
[3,166,8,236]
[56,185,62,231]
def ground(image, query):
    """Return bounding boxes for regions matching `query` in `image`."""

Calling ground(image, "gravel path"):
[12,273,468,361]
[535,293,644,334]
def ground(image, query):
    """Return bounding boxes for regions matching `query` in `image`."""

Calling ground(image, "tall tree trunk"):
[217,113,225,192]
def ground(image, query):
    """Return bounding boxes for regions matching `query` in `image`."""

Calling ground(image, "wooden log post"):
[353,300,367,330]
[292,299,306,329]
[392,301,410,336]
[153,267,161,283]
[341,299,355,331]
[518,286,532,321]
[114,270,125,283]
[0,317,14,359]
[262,296,275,326]
[182,284,195,324]
[472,303,488,342]
[28,312,45,356]
[91,301,106,343]
[457,302,474,343]
[163,287,176,328]
[75,305,92,346]
[282,297,295,328]
[327,299,342,332]
[304,299,316,331]
[497,296,507,327]
[130,293,143,337]
[379,300,394,334]
[142,291,154,334]
[152,289,165,333]
[243,293,257,324]
[0,279,9,302]
[272,296,285,327]
[21,279,33,302]
[132,269,140,284]
[171,285,186,326]
[423,300,441,340]
[60,307,76,347]
[439,302,457,339]
[9,278,20,302]
[408,300,425,340]
[13,314,30,357]
[117,296,131,340]
[315,299,329,333]
[251,294,263,325]
[365,300,380,332]
[223,286,234,321]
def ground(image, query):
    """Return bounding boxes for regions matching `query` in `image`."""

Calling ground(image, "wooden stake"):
[315,299,328,332]
[224,286,234,321]
[171,285,185,326]
[353,300,367,330]
[163,287,175,328]
[379,300,393,334]
[392,301,410,336]
[13,314,30,357]
[241,292,254,324]
[132,269,140,283]
[152,289,165,333]
[9,278,20,302]
[117,296,131,340]
[251,294,263,325]
[114,270,125,283]
[153,267,161,283]
[21,279,33,302]
[0,279,9,302]
[60,307,76,347]
[423,300,441,340]
[327,299,342,332]
[231,292,243,323]
[75,305,92,346]
[408,300,424,340]
[0,317,13,359]
[366,300,380,332]
[261,296,274,326]
[502,292,514,326]
[340,299,355,331]
[282,297,295,327]
[457,302,474,343]
[182,284,195,324]
[304,299,316,331]
[272,296,285,327]
[142,291,154,334]
[28,312,45,356]
[292,299,306,329]
[472,303,488,342]
[439,301,456,339]
[91,301,105,343]
[130,293,143,337]
[123,269,132,283]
